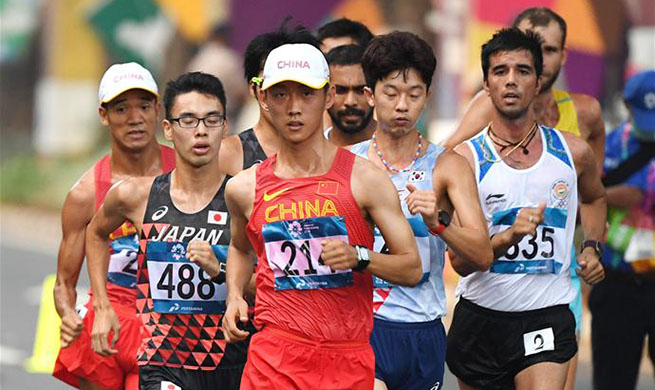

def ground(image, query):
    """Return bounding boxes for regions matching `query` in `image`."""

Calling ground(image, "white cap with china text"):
[98,62,158,104]
[261,43,329,91]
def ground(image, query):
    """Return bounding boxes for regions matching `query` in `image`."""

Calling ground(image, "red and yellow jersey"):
[93,145,176,301]
[247,148,374,343]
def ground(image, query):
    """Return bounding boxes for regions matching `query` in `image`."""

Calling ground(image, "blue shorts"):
[371,317,446,390]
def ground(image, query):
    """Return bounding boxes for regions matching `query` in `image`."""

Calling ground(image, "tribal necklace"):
[483,122,538,163]
[372,132,423,174]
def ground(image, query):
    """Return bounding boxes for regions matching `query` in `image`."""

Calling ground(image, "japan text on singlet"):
[456,125,578,311]
[351,140,448,322]
[136,173,247,369]
[246,148,374,342]
[94,146,176,298]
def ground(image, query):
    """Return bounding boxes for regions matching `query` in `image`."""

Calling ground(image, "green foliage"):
[0,153,101,210]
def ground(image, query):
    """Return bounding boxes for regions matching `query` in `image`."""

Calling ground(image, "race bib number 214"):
[263,216,352,291]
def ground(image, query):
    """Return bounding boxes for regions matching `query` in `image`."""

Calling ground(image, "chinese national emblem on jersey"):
[550,179,570,209]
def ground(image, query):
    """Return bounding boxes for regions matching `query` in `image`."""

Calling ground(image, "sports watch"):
[210,261,227,284]
[429,210,451,236]
[353,245,370,272]
[582,240,603,260]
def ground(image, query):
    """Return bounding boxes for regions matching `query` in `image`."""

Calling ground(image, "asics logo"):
[151,206,168,221]
[263,188,291,202]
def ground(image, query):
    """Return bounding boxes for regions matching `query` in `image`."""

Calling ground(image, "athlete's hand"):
[187,239,221,278]
[577,248,605,285]
[222,297,250,342]
[509,203,546,240]
[60,310,83,348]
[91,306,120,357]
[405,184,439,227]
[320,239,358,270]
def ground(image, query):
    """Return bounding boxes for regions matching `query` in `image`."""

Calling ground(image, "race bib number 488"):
[146,241,228,314]
[262,216,352,291]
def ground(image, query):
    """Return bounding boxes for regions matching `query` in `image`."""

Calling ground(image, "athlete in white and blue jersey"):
[446,28,606,390]
[456,125,579,310]
[358,31,493,390]
[351,141,449,321]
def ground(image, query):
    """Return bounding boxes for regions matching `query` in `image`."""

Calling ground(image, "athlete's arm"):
[54,171,95,347]
[573,93,605,172]
[442,90,493,149]
[223,169,256,342]
[218,133,244,176]
[453,143,546,262]
[569,134,606,284]
[330,158,421,286]
[86,177,150,356]
[427,151,493,271]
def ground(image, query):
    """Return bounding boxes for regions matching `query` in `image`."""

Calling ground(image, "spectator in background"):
[317,17,374,53]
[187,23,247,130]
[590,70,655,390]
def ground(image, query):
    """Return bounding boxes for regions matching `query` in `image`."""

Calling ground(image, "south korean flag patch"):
[408,170,426,183]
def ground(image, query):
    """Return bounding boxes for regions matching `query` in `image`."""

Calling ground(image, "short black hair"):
[361,31,436,91]
[243,19,320,83]
[317,18,373,47]
[512,7,567,47]
[481,28,543,82]
[325,44,365,67]
[163,72,226,118]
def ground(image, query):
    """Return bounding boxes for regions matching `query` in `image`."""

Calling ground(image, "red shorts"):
[241,326,374,390]
[53,291,142,390]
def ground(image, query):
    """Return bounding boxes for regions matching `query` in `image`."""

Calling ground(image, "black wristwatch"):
[352,245,370,272]
[429,210,452,236]
[582,240,603,260]
[211,261,227,284]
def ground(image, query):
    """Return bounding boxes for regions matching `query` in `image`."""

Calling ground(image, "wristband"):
[429,223,446,236]
[211,261,227,284]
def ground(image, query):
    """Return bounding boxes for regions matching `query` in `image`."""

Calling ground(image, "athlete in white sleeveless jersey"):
[456,125,578,311]
[446,28,605,390]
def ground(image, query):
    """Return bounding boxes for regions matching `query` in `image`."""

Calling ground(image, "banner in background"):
[87,0,174,74]
[0,0,42,62]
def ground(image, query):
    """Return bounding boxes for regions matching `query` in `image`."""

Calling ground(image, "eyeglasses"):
[169,115,226,128]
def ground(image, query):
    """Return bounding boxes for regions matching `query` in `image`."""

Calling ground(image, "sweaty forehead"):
[490,50,534,66]
[321,36,357,53]
[379,68,426,89]
[330,64,365,82]
[171,91,223,116]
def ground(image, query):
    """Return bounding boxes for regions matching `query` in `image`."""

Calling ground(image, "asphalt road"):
[0,229,653,389]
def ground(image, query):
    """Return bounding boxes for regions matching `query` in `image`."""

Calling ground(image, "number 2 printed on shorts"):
[523,327,555,356]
